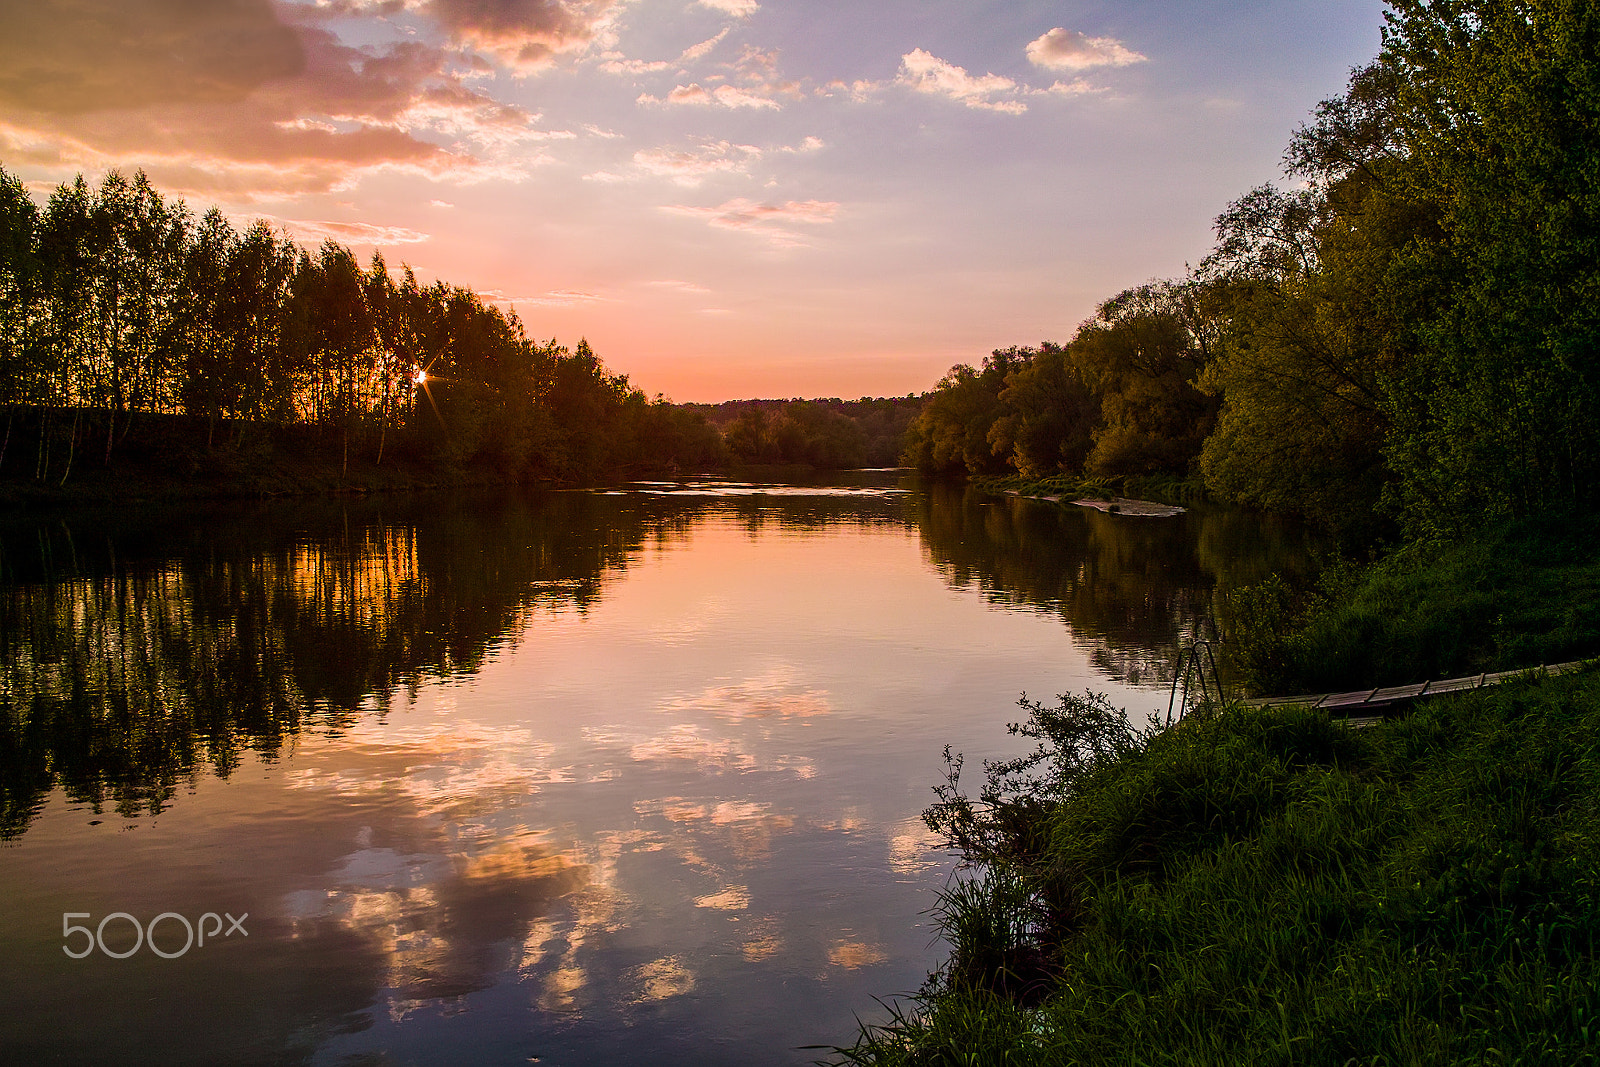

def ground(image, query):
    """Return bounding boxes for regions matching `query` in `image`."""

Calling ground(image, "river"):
[0,473,1319,1065]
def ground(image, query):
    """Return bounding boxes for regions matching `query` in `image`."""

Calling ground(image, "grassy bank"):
[832,668,1600,1065]
[1221,512,1600,697]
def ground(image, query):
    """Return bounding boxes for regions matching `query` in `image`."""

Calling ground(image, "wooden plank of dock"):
[1242,659,1592,716]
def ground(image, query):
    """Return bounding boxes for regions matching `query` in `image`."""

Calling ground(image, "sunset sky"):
[1,0,1387,401]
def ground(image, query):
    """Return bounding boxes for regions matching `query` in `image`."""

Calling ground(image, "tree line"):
[0,166,725,484]
[687,396,924,469]
[906,2,1600,542]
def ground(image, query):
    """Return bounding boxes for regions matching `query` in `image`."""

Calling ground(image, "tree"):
[1195,60,1441,535]
[1375,0,1600,531]
[904,348,1028,474]
[219,221,297,429]
[176,207,237,442]
[1074,281,1217,478]
[0,166,40,420]
[987,343,1098,478]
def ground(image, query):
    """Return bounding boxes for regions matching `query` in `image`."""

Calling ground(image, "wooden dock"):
[1244,660,1593,723]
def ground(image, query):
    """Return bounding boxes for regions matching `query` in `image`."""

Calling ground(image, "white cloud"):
[647,279,713,295]
[697,0,758,16]
[776,135,824,154]
[638,83,780,110]
[679,28,730,63]
[818,79,880,103]
[490,288,608,307]
[633,140,762,184]
[895,49,1026,114]
[599,52,673,75]
[1026,28,1146,71]
[1036,79,1100,97]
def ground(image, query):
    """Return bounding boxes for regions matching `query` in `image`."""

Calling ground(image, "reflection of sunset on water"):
[829,941,889,970]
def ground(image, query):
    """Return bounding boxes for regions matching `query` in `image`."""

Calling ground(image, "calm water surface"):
[0,475,1318,1065]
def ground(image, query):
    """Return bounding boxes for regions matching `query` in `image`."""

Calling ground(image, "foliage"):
[833,668,1600,1065]
[905,282,1217,484]
[1220,511,1600,696]
[903,349,1025,475]
[1195,160,1428,539]
[986,344,1097,478]
[1197,6,1600,536]
[1073,282,1218,478]
[1375,0,1600,534]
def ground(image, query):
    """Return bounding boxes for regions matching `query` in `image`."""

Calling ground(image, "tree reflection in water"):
[912,483,1323,687]
[0,480,1322,841]
[0,491,648,838]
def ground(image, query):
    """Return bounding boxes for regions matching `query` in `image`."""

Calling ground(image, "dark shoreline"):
[0,412,862,513]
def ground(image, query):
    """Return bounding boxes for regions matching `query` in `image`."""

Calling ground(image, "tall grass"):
[1219,511,1600,695]
[829,669,1600,1065]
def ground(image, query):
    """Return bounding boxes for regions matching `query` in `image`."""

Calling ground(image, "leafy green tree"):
[1196,62,1439,535]
[0,166,40,428]
[904,348,1027,474]
[1376,0,1600,531]
[1074,281,1217,477]
[175,208,237,442]
[987,343,1098,478]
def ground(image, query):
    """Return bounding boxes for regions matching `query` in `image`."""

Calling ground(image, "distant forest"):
[907,6,1600,543]
[686,397,923,469]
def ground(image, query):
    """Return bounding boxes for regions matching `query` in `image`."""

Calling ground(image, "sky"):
[0,0,1389,402]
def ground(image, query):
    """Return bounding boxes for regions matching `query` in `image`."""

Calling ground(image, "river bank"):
[0,408,908,511]
[834,662,1600,1065]
[0,411,528,510]
[832,501,1600,1065]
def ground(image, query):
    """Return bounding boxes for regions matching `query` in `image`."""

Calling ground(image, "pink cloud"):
[632,141,762,184]
[0,0,303,115]
[422,0,622,74]
[697,0,759,16]
[679,29,732,63]
[0,0,555,200]
[277,218,433,245]
[638,83,780,110]
[664,197,839,248]
[598,53,674,76]
[1026,28,1146,71]
[895,49,1026,114]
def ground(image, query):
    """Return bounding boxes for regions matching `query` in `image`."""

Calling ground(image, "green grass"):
[830,670,1600,1065]
[1219,511,1600,695]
